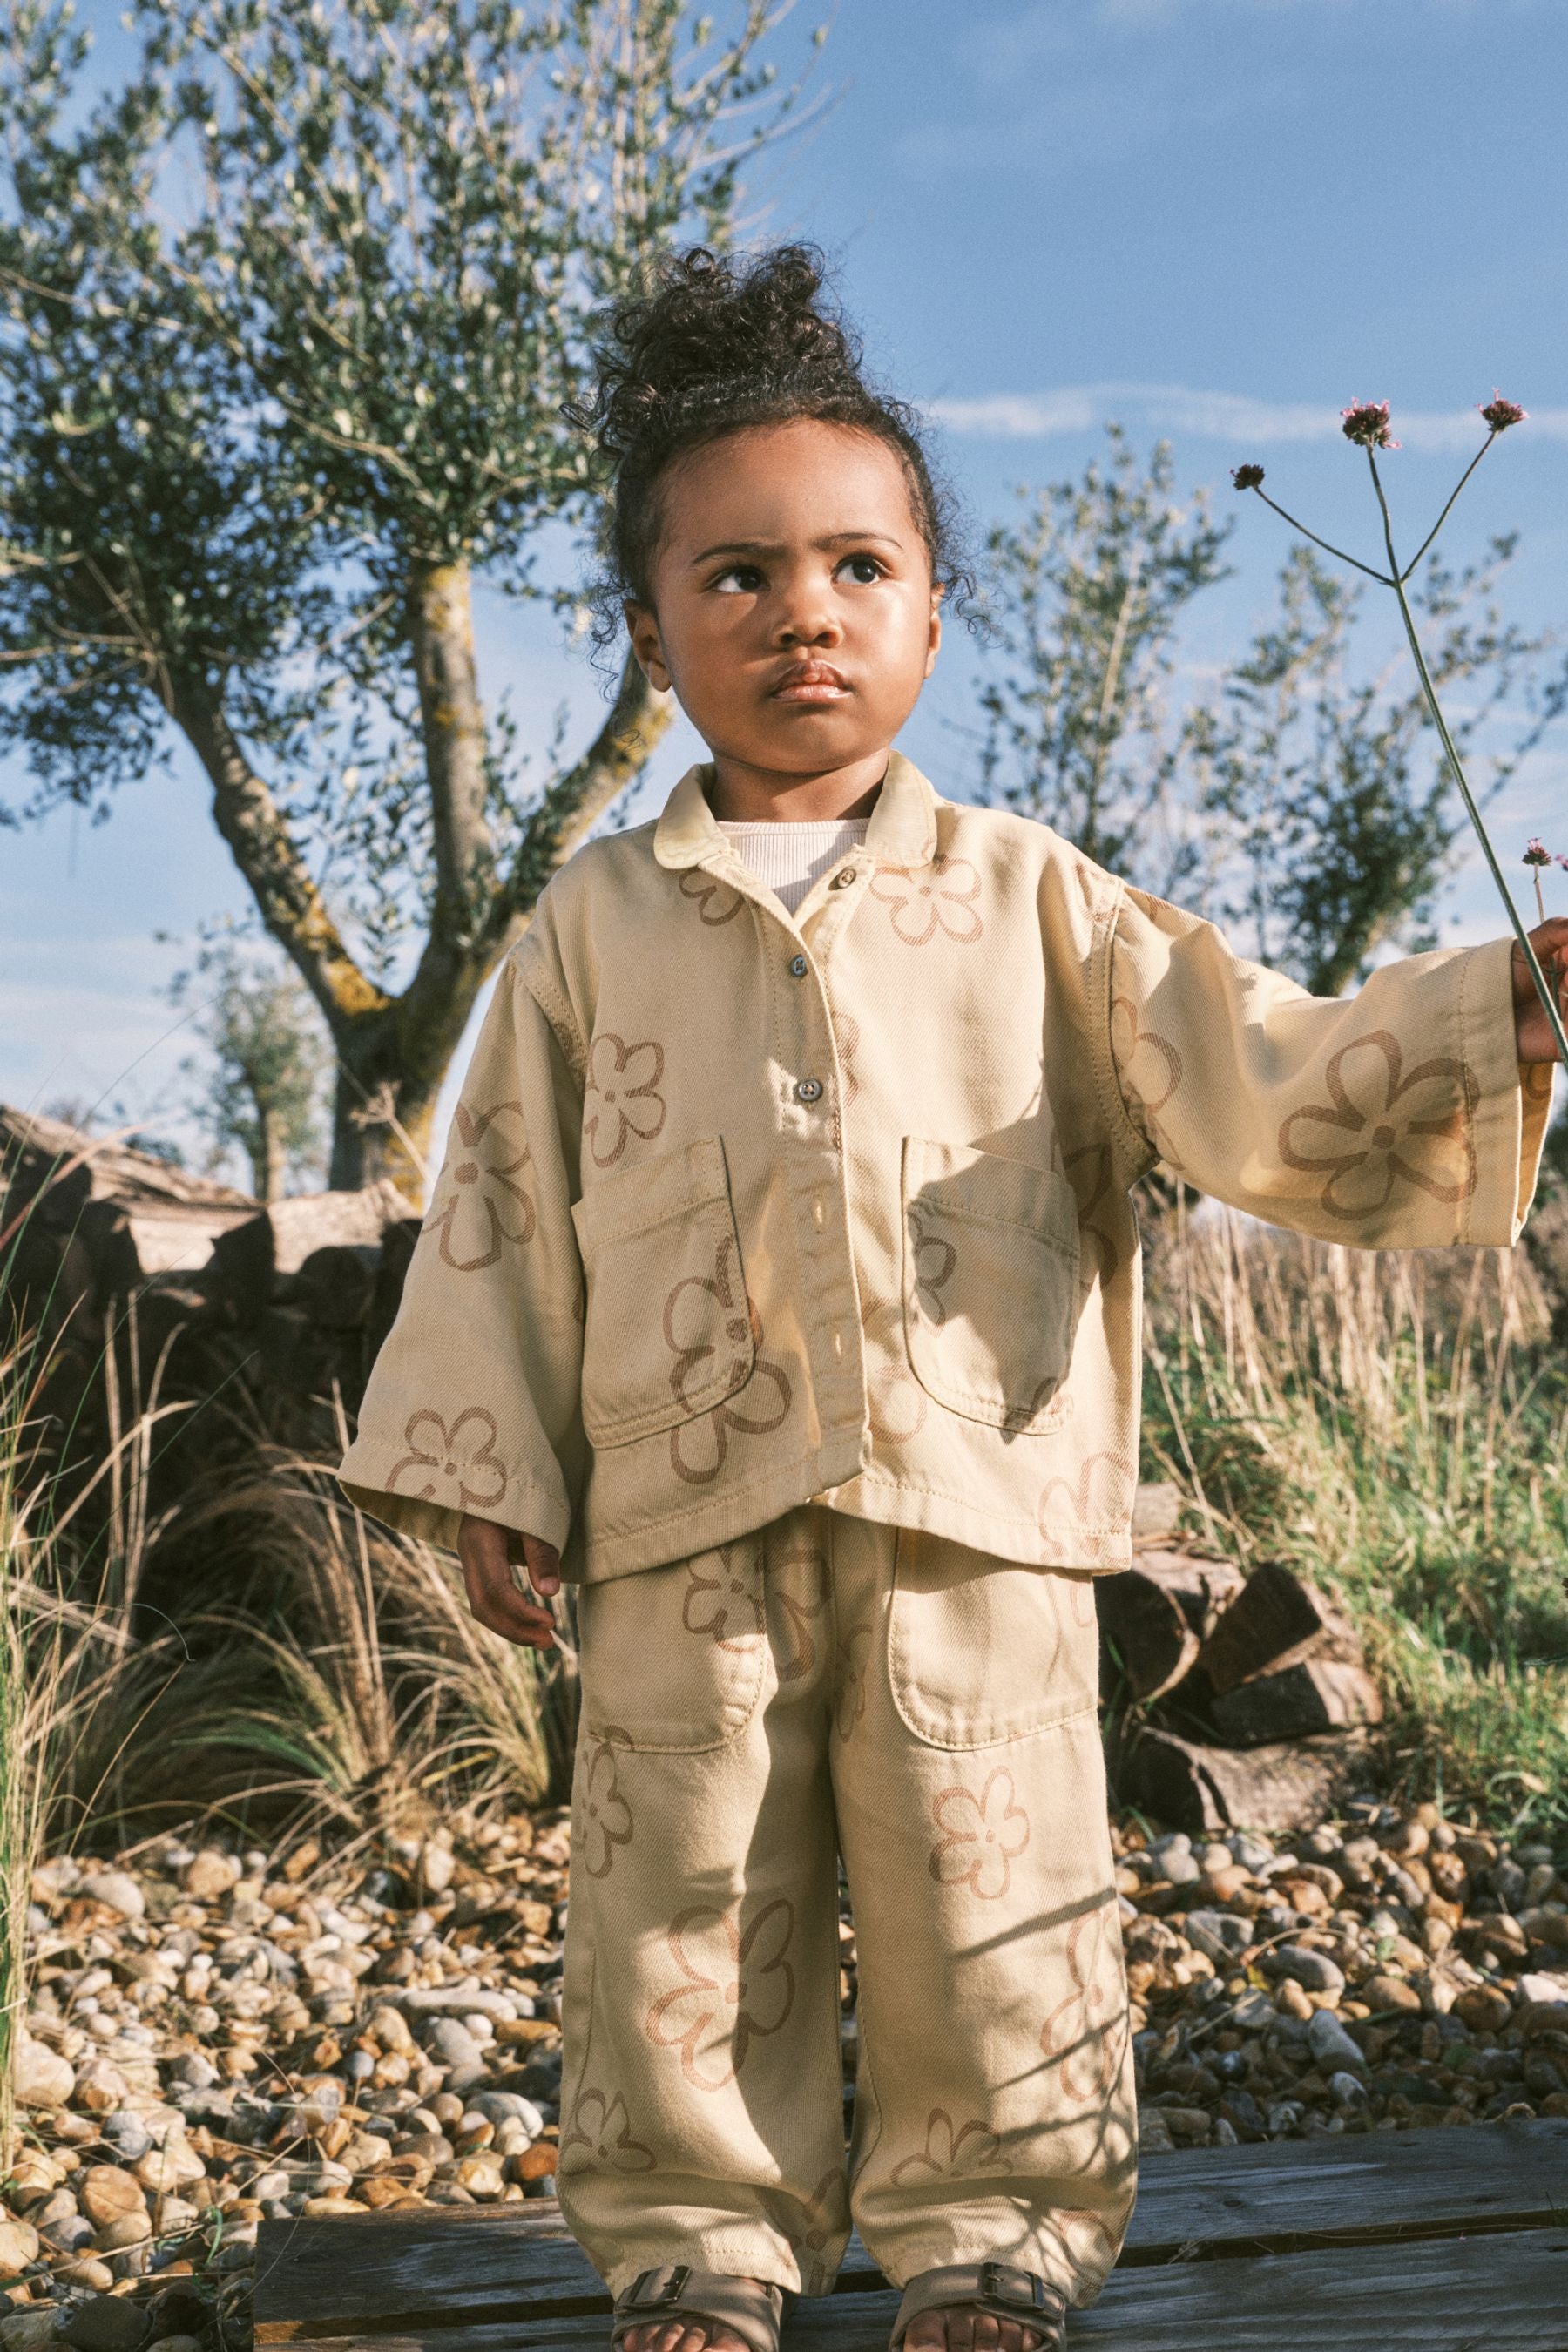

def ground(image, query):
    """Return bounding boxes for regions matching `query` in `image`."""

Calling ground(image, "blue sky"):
[3,0,1565,1166]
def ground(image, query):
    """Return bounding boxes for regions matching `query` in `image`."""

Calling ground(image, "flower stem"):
[1365,449,1568,1067]
[1399,431,1498,585]
[1250,489,1394,585]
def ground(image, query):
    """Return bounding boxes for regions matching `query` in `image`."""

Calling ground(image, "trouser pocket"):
[887,1526,1098,1748]
[578,1539,767,1754]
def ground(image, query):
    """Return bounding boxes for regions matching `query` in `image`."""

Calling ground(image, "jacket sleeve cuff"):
[1463,936,1552,1246]
[336,1463,571,1562]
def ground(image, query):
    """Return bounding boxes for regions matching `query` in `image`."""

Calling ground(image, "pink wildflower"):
[1480,392,1526,433]
[1341,400,1400,451]
[1524,840,1552,868]
[1231,463,1266,491]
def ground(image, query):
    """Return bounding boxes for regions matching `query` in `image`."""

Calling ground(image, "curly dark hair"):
[566,244,973,659]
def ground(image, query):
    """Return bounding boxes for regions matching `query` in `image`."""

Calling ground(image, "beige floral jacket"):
[338,754,1549,1583]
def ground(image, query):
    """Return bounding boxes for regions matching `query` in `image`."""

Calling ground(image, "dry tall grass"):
[1143,1200,1568,1832]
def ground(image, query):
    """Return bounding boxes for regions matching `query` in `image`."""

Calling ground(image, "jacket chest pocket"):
[902,1138,1079,1435]
[571,1138,754,1449]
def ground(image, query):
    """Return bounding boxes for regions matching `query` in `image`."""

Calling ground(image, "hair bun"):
[583,245,859,460]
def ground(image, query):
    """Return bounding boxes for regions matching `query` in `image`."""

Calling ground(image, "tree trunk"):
[252,1104,284,1203]
[409,559,495,947]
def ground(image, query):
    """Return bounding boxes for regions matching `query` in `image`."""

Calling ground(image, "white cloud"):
[928,382,1568,450]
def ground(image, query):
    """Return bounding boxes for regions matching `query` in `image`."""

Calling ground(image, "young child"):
[339,247,1565,2352]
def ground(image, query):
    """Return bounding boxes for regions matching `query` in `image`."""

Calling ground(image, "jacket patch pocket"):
[578,1539,766,1754]
[889,1529,1099,1749]
[571,1138,754,1449]
[902,1138,1079,1434]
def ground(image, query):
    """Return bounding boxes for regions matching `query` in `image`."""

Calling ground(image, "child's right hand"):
[457,1514,561,1650]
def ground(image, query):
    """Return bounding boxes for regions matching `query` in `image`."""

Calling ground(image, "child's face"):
[626,418,942,786]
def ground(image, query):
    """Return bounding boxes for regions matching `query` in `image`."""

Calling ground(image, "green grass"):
[1141,1199,1568,1835]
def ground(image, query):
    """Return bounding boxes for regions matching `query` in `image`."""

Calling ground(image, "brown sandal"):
[611,2265,784,2352]
[890,2262,1066,2349]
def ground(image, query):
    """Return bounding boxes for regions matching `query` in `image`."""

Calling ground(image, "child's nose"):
[776,598,843,647]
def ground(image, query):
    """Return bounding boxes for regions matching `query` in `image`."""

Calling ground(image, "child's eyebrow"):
[688,530,906,565]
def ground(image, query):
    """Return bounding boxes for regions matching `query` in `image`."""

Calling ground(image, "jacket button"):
[789,954,808,978]
[795,1077,824,1104]
[830,867,857,889]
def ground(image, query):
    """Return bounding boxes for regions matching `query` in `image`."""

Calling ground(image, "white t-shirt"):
[716,818,872,916]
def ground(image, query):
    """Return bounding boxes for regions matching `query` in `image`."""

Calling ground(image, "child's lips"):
[771,663,849,704]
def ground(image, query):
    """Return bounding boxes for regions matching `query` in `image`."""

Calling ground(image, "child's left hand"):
[1514,917,1568,1063]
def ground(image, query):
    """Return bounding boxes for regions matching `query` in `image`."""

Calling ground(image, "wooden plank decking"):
[253,2117,1568,2351]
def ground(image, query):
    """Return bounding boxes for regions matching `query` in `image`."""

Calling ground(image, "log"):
[1114,1722,1375,1835]
[1193,1559,1362,1698]
[1208,1656,1384,1747]
[209,1184,410,1322]
[1097,1551,1245,1702]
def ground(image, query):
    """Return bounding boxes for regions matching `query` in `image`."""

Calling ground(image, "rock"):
[1274,1978,1314,2022]
[1183,1910,1253,1968]
[1265,1945,1345,1995]
[1307,2011,1367,2072]
[14,2034,76,2108]
[1360,1973,1423,2015]
[94,2217,152,2254]
[99,2116,152,2165]
[418,1843,456,1896]
[80,1872,145,1922]
[146,2288,209,2341]
[0,2314,61,2352]
[1454,1984,1513,2035]
[0,2222,40,2281]
[182,1851,240,1902]
[368,2006,415,2053]
[53,2265,114,2298]
[1137,2110,1174,2154]
[422,2020,484,2080]
[1328,2070,1369,2107]
[397,1987,510,2021]
[467,2092,544,2136]
[163,2055,218,2092]
[454,2152,506,2200]
[71,2063,132,2115]
[78,2171,147,2232]
[1518,1973,1568,2007]
[134,2140,206,2195]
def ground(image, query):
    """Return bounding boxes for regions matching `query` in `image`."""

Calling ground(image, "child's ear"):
[625,600,671,693]
[924,585,944,679]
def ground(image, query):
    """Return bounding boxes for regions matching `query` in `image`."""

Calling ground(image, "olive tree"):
[0,0,818,1196]
[972,432,1564,994]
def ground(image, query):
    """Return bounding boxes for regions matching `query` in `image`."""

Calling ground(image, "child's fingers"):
[521,1531,562,1599]
[458,1514,557,1649]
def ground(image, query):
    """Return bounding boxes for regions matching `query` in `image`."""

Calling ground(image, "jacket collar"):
[652,750,940,873]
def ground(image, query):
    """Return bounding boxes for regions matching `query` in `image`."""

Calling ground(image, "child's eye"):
[836,553,886,585]
[711,564,763,595]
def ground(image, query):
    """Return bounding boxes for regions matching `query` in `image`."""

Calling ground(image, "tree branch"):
[493,653,672,935]
[171,687,388,1030]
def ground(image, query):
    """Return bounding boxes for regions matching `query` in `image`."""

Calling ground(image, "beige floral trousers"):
[556,1506,1138,2308]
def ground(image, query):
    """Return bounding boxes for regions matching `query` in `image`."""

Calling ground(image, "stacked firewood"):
[1103,1484,1384,1837]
